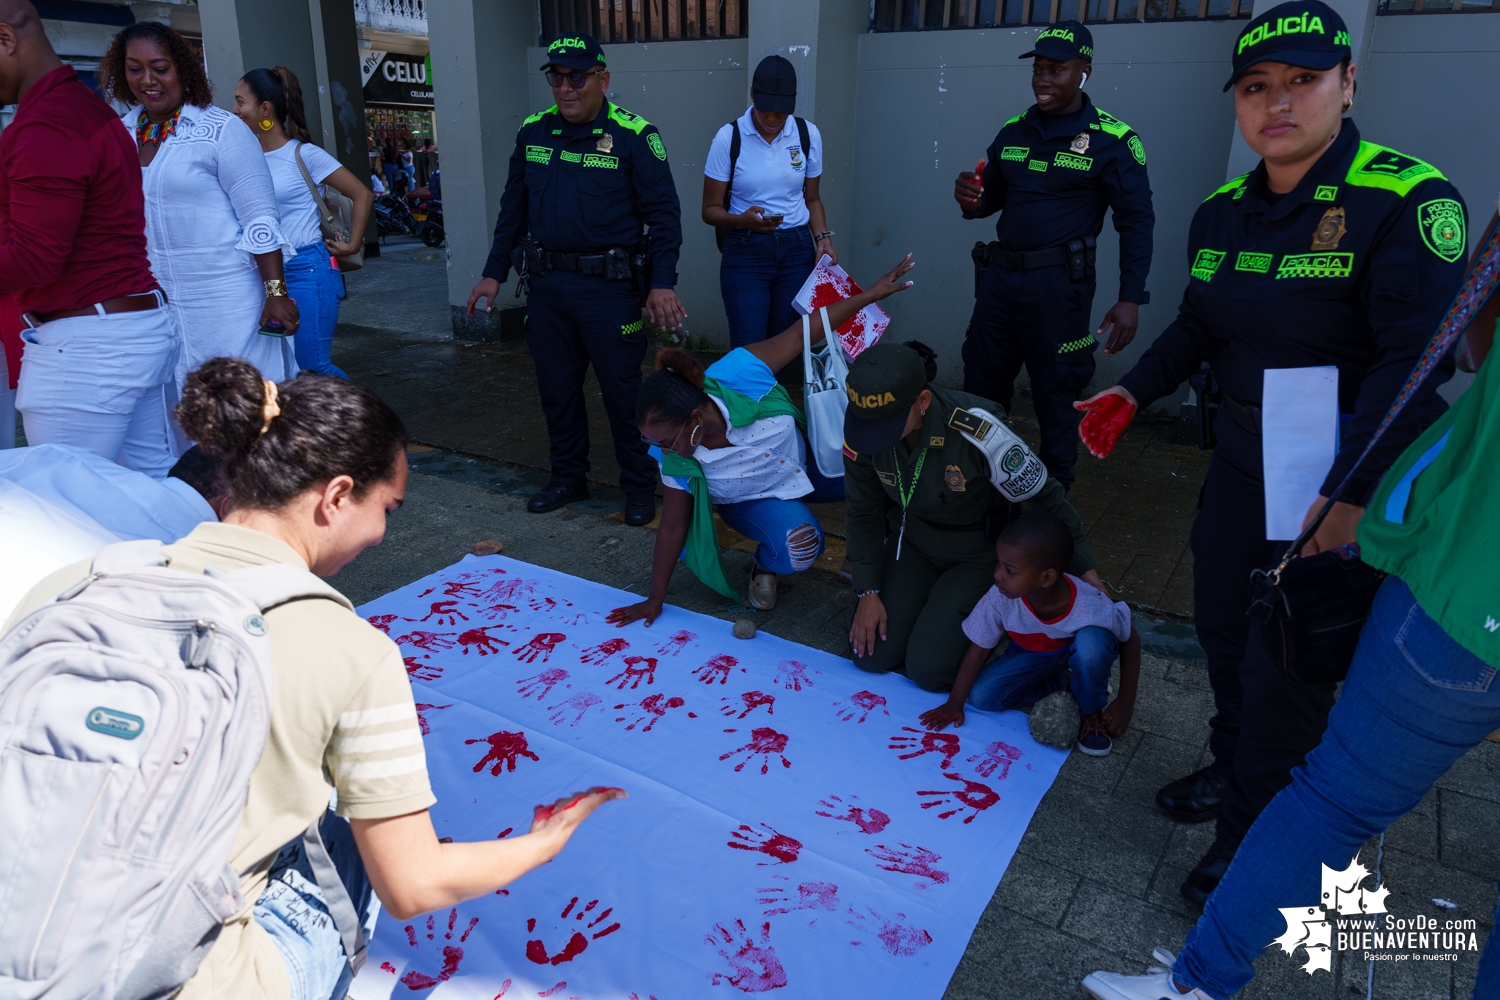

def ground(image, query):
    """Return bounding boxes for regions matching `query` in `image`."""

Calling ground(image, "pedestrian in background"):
[0,1,178,477]
[702,55,834,368]
[467,32,686,528]
[234,65,373,379]
[101,20,300,393]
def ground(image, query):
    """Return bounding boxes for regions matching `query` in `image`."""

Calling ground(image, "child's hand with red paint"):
[955,158,986,208]
[1074,386,1138,459]
[530,786,628,844]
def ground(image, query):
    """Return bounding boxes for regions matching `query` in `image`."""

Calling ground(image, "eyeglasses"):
[545,69,602,89]
[641,421,701,453]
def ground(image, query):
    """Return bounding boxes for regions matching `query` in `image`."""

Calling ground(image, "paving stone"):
[1059,877,1200,962]
[990,851,1081,929]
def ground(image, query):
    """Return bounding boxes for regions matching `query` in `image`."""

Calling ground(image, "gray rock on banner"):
[1028,690,1080,750]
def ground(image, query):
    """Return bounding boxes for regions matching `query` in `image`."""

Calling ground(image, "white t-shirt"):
[264,140,343,249]
[963,575,1133,654]
[704,108,822,229]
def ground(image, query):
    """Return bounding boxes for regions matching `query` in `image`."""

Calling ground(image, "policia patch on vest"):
[1419,198,1466,263]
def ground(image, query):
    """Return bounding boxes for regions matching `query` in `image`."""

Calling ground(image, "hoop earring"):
[259,118,275,132]
[689,422,704,448]
[1342,100,1352,111]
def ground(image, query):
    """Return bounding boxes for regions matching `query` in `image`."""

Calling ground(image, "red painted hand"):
[1074,388,1138,459]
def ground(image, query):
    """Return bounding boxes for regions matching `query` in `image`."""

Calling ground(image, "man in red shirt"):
[0,0,178,477]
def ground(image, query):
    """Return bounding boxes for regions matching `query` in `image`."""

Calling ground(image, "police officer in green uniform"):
[843,342,1109,690]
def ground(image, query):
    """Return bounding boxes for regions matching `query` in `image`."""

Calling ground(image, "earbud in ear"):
[1080,72,1089,86]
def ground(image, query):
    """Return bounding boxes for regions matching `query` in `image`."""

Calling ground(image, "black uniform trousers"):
[524,269,657,496]
[1190,414,1338,848]
[962,261,1096,489]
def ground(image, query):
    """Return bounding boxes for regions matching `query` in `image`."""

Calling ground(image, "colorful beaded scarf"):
[135,107,182,148]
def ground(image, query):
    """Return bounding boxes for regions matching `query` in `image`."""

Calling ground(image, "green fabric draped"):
[658,376,806,601]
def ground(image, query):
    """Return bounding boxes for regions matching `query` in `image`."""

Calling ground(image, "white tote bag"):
[802,305,849,479]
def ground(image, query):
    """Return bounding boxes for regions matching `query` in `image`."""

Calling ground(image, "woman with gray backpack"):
[0,359,623,1000]
[233,66,373,379]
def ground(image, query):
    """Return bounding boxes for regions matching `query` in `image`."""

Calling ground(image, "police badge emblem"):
[944,464,967,492]
[596,132,614,153]
[1070,132,1090,155]
[1311,206,1346,251]
[1418,198,1466,263]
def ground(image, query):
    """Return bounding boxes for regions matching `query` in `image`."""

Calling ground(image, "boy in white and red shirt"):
[920,512,1141,755]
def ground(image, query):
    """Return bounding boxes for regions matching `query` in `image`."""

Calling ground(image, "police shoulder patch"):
[1128,135,1146,166]
[1205,174,1249,202]
[1345,141,1447,198]
[607,103,651,134]
[521,105,558,128]
[1418,198,1466,263]
[647,131,667,160]
[947,407,992,441]
[1092,107,1133,139]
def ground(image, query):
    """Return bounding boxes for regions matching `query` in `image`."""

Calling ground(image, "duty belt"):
[514,243,635,280]
[972,236,1096,282]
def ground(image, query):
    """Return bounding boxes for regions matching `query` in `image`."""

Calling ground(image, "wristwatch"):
[814,231,834,243]
[264,279,288,298]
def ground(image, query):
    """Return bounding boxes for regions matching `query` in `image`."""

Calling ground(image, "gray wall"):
[846,21,1243,397]
[526,39,749,344]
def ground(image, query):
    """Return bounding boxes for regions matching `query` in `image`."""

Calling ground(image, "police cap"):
[541,32,607,72]
[842,343,929,455]
[1225,0,1350,91]
[1019,21,1094,62]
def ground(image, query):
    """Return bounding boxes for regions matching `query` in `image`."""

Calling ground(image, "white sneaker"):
[1083,950,1213,1000]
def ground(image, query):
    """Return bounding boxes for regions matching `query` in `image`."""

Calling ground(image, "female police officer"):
[844,340,1107,692]
[1074,0,1467,914]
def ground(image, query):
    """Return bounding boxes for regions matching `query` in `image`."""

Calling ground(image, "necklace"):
[135,106,182,148]
[893,446,928,560]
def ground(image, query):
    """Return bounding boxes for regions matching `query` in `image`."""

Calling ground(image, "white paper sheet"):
[1262,366,1340,541]
[349,555,1068,1000]
[790,255,889,359]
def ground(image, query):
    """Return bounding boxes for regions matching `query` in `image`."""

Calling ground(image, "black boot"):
[1181,836,1239,908]
[527,482,589,513]
[623,491,655,527]
[1156,765,1227,824]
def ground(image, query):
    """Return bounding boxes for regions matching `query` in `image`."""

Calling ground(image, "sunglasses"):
[545,69,603,89]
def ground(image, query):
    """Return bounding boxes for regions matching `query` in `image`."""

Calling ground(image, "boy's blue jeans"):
[284,241,349,379]
[1173,577,1500,999]
[254,812,377,1000]
[716,456,844,575]
[966,626,1117,716]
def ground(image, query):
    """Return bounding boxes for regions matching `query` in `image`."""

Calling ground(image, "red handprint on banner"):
[418,575,484,601]
[456,626,511,656]
[530,596,571,614]
[656,629,698,656]
[513,632,567,663]
[916,772,1000,824]
[889,726,961,770]
[866,843,951,887]
[579,638,629,665]
[479,576,533,604]
[846,905,933,957]
[398,907,479,990]
[366,613,398,635]
[693,654,740,686]
[413,702,452,736]
[466,730,539,775]
[967,740,1024,780]
[525,896,621,966]
[613,693,690,732]
[408,600,470,626]
[404,655,443,683]
[727,822,802,864]
[773,659,816,691]
[720,690,775,719]
[719,727,791,774]
[547,692,603,727]
[395,630,457,653]
[706,919,788,992]
[517,668,569,700]
[606,655,658,690]
[756,877,840,919]
[833,690,889,724]
[814,794,891,835]
[474,603,520,623]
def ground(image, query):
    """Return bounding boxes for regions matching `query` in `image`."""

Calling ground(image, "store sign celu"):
[362,51,433,106]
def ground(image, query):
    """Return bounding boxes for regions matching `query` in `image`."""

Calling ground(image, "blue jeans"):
[720,226,816,350]
[254,812,377,1000]
[966,626,1117,716]
[716,452,843,575]
[285,242,348,379]
[1174,577,1500,999]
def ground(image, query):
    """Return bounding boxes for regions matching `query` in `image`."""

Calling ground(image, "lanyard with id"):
[894,446,928,560]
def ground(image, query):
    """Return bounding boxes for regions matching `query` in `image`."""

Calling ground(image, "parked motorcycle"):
[373,190,444,247]
[405,173,445,248]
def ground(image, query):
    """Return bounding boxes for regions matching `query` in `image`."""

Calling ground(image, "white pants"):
[0,345,15,450]
[16,304,180,479]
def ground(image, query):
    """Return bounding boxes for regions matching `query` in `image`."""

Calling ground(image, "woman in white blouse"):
[234,66,372,379]
[101,22,300,391]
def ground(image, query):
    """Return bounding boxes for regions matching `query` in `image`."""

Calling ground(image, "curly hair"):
[98,22,212,109]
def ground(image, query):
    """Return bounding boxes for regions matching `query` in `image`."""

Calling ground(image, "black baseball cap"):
[1224,0,1351,91]
[752,55,796,115]
[842,343,929,456]
[1019,21,1094,62]
[541,32,606,73]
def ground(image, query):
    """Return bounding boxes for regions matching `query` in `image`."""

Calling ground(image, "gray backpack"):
[0,540,364,1000]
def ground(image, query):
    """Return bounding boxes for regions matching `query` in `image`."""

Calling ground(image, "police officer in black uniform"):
[954,22,1154,490]
[1079,1,1467,905]
[468,33,686,526]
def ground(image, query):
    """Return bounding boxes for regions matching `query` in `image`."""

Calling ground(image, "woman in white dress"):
[100,22,300,390]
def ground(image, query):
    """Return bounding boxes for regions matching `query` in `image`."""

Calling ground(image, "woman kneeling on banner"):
[607,256,917,622]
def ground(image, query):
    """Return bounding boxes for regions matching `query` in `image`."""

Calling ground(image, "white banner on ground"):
[350,555,1066,1000]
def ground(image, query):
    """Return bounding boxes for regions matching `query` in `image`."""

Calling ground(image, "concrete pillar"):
[426,0,533,341]
[746,0,866,255]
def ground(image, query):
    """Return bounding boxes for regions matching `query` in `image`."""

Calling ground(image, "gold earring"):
[259,118,274,131]
[1342,100,1352,111]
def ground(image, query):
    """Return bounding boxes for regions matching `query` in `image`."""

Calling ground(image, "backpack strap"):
[795,116,810,168]
[301,814,368,973]
[89,539,169,575]
[211,564,355,614]
[725,121,741,205]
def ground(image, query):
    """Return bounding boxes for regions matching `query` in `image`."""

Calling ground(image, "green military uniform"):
[844,383,1097,691]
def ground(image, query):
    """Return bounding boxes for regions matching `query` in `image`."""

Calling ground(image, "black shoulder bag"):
[714,117,811,252]
[1248,214,1500,685]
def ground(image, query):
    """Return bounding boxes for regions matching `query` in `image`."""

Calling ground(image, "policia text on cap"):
[468,33,686,528]
[954,22,1154,491]
[1074,0,1468,908]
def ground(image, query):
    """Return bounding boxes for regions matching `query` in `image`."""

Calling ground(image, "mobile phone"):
[258,319,288,336]
[760,213,784,226]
